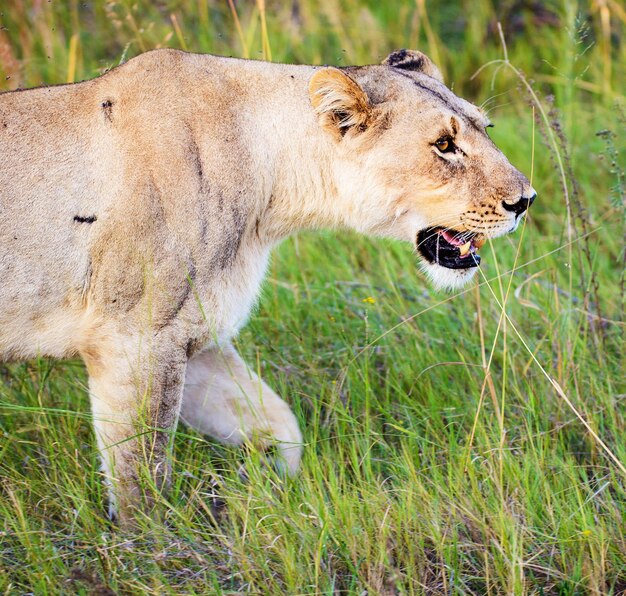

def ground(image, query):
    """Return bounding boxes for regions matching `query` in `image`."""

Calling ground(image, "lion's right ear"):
[309,68,372,137]
[383,49,444,84]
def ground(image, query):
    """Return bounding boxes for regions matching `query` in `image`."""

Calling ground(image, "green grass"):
[1,0,625,593]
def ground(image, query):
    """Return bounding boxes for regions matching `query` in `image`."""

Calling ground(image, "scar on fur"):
[101,99,113,122]
[74,215,97,224]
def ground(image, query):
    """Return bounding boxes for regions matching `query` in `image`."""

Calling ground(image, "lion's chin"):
[419,260,479,291]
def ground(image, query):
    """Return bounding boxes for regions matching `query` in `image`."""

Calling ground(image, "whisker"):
[479,90,510,110]
[484,101,512,116]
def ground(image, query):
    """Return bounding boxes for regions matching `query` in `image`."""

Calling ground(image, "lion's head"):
[309,49,536,290]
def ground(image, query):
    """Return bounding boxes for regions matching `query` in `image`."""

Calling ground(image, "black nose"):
[503,193,536,216]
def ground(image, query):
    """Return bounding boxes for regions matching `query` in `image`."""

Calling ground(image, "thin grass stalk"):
[257,0,272,62]
[595,0,612,95]
[227,0,250,59]
[170,13,188,52]
[414,0,441,73]
[66,33,79,84]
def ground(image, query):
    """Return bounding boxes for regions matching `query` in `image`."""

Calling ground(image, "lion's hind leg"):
[180,345,303,475]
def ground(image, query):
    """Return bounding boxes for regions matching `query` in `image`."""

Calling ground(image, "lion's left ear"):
[309,67,372,137]
[383,49,444,84]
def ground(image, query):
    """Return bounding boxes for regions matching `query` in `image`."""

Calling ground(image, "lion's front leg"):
[81,327,187,525]
[180,344,302,475]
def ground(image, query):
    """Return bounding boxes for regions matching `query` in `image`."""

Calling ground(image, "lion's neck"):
[227,76,353,241]
[268,136,342,237]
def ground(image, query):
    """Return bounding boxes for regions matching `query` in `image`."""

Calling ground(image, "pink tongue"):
[440,229,464,246]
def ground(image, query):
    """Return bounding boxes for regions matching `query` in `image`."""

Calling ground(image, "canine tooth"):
[459,241,471,256]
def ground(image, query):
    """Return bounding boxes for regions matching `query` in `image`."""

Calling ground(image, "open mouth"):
[416,227,486,269]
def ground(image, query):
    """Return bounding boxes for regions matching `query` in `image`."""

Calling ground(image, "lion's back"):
[0,74,114,360]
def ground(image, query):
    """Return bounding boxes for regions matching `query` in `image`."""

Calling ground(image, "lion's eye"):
[434,138,455,153]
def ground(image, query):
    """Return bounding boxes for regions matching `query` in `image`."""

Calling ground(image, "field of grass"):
[0,0,625,593]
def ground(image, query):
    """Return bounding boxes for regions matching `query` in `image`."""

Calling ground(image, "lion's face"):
[309,50,536,290]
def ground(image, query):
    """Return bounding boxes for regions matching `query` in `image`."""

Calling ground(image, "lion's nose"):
[502,192,536,216]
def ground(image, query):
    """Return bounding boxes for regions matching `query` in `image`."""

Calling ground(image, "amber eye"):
[434,138,454,153]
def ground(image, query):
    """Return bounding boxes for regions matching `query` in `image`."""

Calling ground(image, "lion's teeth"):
[459,241,471,256]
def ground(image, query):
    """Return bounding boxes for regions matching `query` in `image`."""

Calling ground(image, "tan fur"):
[0,49,534,523]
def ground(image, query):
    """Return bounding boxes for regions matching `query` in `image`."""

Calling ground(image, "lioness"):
[0,49,535,523]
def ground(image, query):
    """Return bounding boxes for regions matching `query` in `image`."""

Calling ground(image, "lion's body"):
[0,51,316,361]
[0,49,534,522]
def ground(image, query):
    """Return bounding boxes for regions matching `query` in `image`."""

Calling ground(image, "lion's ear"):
[309,68,372,137]
[383,49,444,84]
